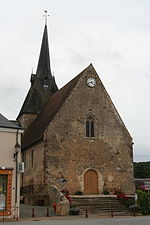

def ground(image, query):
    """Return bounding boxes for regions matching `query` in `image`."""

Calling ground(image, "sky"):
[0,0,150,162]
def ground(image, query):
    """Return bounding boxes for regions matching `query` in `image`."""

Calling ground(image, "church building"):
[17,22,135,205]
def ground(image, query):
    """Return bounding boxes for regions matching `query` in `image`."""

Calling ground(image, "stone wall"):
[21,141,45,195]
[21,66,135,204]
[18,113,38,130]
[43,66,134,195]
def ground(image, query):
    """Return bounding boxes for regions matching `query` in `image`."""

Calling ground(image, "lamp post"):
[14,142,21,204]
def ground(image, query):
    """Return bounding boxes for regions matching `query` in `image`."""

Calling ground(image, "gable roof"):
[0,113,20,129]
[22,65,89,149]
[17,86,42,117]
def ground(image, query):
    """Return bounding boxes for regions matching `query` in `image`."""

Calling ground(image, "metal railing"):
[0,206,19,222]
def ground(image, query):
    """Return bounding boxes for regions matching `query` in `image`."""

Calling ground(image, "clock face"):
[87,78,96,87]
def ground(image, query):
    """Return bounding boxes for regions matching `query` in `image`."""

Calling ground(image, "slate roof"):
[36,25,52,78]
[0,113,20,129]
[17,86,42,117]
[17,25,58,118]
[22,65,89,149]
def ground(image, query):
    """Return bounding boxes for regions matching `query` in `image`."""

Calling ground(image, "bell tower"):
[17,14,58,129]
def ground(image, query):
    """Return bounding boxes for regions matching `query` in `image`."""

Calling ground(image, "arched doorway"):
[84,170,98,194]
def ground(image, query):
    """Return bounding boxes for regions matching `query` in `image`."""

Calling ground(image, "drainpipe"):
[14,130,21,204]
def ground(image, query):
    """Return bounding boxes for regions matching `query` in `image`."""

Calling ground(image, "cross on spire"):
[43,10,49,25]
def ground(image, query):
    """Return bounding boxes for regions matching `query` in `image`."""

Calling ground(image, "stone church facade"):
[18,24,135,204]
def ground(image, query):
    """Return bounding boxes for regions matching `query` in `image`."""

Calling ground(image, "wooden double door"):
[84,170,98,194]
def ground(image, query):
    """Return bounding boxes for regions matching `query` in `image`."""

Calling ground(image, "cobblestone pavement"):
[1,216,150,225]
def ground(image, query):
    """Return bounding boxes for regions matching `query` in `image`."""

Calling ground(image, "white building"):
[0,113,23,218]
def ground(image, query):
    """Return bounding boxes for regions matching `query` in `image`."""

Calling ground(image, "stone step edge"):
[70,194,134,198]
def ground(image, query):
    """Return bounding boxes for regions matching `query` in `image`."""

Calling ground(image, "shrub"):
[137,190,150,215]
[103,190,110,195]
[116,192,135,208]
[70,204,77,208]
[124,199,135,208]
[74,191,83,195]
[129,204,140,213]
[69,207,80,215]
[117,192,128,201]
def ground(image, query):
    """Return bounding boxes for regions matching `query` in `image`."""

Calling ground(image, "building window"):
[86,117,95,137]
[0,175,7,210]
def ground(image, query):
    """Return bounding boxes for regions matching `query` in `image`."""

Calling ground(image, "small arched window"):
[86,117,95,137]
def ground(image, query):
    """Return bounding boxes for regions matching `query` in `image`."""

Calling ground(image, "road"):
[0,216,150,225]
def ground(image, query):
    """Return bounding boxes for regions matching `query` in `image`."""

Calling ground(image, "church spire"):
[17,16,58,125]
[36,21,52,79]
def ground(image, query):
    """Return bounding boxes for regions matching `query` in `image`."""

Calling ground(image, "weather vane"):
[43,10,49,25]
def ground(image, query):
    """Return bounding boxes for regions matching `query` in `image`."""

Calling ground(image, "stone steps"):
[70,195,133,215]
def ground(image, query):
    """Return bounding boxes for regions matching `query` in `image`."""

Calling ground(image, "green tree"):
[137,190,150,215]
[134,161,150,178]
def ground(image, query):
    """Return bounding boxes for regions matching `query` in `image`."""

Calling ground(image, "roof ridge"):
[22,66,88,149]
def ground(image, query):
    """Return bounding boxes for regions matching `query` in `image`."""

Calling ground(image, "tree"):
[134,161,150,178]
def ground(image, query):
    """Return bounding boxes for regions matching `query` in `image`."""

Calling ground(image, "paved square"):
[1,216,150,225]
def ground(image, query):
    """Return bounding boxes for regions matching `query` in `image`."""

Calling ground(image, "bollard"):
[32,208,35,217]
[85,209,88,218]
[16,206,19,221]
[46,207,49,217]
[133,208,136,217]
[3,209,4,222]
[111,209,114,217]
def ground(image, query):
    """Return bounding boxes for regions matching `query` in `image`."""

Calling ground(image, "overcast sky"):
[0,0,150,162]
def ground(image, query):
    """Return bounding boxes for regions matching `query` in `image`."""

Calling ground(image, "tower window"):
[86,117,95,137]
[43,84,49,88]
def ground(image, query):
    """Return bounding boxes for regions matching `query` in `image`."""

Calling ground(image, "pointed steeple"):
[17,22,58,126]
[36,24,52,79]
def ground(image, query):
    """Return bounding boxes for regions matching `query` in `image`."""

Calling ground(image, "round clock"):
[87,78,96,87]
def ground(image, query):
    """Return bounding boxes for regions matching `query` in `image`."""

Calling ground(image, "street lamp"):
[14,142,21,159]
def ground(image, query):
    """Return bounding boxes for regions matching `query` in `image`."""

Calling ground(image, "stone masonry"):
[21,65,135,204]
